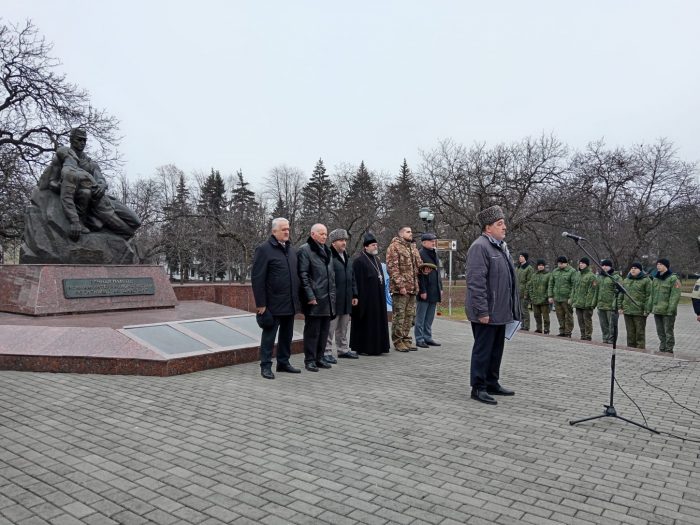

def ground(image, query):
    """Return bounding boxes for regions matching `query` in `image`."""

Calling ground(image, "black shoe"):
[323,355,338,364]
[305,363,319,372]
[407,346,418,351]
[276,363,301,373]
[557,333,567,337]
[261,369,275,380]
[416,341,429,348]
[534,329,542,333]
[471,389,497,405]
[520,327,529,331]
[486,384,515,396]
[544,330,550,334]
[338,352,359,359]
[316,360,332,369]
[425,340,441,346]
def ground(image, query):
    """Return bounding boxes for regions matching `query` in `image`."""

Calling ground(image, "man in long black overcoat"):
[350,233,390,356]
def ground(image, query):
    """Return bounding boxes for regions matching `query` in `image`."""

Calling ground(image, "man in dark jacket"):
[466,205,520,405]
[298,223,336,371]
[415,232,443,348]
[251,217,302,379]
[325,228,359,360]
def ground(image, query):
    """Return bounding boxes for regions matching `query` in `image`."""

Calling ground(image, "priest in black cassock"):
[350,233,390,355]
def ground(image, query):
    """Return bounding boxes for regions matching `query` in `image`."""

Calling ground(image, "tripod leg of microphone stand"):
[613,414,660,434]
[569,413,608,426]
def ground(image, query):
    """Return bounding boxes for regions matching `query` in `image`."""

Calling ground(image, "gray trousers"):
[326,314,351,357]
[598,309,616,343]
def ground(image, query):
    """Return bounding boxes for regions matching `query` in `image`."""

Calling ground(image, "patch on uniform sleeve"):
[674,281,682,289]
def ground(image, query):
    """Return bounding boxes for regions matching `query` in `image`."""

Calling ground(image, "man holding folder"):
[465,205,521,405]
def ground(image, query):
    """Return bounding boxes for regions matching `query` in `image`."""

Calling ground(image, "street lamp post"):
[418,207,434,232]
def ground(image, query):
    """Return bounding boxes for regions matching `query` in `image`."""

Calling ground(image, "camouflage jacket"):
[571,267,598,309]
[650,271,682,316]
[386,236,421,294]
[596,272,621,311]
[515,262,534,300]
[529,269,551,305]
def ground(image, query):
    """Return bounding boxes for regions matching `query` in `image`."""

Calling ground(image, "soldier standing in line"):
[515,252,534,331]
[619,262,652,349]
[386,226,421,352]
[650,258,682,353]
[571,257,598,341]
[530,259,551,334]
[548,256,576,337]
[596,259,621,344]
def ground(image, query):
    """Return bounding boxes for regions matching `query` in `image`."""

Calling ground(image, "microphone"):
[562,231,586,241]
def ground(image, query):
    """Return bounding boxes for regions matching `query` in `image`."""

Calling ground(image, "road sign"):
[437,239,457,251]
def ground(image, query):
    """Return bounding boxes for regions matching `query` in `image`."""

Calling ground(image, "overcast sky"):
[4,0,699,189]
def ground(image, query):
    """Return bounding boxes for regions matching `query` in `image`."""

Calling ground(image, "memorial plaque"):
[63,277,156,299]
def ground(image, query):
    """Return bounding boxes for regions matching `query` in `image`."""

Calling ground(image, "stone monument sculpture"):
[20,128,142,264]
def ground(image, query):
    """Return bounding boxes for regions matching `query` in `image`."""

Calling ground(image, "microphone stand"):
[566,238,659,434]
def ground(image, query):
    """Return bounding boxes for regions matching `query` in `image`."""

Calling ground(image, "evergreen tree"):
[196,169,227,280]
[300,158,337,233]
[342,161,381,253]
[383,158,420,244]
[198,169,227,217]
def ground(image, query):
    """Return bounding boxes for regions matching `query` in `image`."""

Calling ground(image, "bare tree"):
[264,164,306,242]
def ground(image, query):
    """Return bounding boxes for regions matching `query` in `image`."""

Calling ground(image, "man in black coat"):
[251,217,302,379]
[298,223,336,372]
[350,233,390,356]
[325,229,359,361]
[415,232,443,348]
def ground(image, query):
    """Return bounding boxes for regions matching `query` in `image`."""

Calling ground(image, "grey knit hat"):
[328,228,349,244]
[477,205,505,229]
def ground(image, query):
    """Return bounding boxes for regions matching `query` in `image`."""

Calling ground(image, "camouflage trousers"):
[554,301,574,336]
[391,293,417,349]
[576,308,594,340]
[654,314,676,353]
[520,296,530,330]
[532,303,550,333]
[624,314,647,349]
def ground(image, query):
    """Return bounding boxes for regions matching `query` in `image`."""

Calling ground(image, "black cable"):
[638,360,700,443]
[613,375,649,427]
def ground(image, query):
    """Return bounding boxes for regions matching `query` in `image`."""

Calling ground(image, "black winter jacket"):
[330,246,358,315]
[298,237,336,317]
[251,235,301,316]
[418,247,442,303]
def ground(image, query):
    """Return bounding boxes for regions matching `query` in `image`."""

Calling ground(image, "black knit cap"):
[630,261,643,271]
[519,251,529,260]
[656,257,670,269]
[363,232,378,247]
[600,259,613,268]
[536,258,546,266]
[579,257,590,266]
[556,255,568,264]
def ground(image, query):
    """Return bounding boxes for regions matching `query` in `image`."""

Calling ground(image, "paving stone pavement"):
[0,304,699,525]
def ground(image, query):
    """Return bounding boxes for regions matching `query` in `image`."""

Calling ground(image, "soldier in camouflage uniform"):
[619,262,651,349]
[548,255,576,337]
[650,258,682,353]
[386,226,421,352]
[515,252,534,331]
[530,259,551,334]
[571,257,598,341]
[596,259,621,344]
